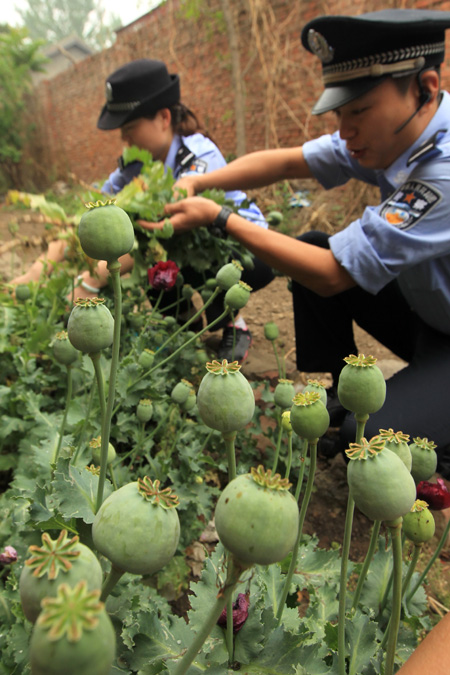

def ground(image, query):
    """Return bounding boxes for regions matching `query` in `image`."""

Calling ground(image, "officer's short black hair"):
[301,9,450,114]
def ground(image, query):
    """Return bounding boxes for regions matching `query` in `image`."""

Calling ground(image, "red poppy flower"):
[416,478,450,510]
[217,593,249,633]
[147,260,179,291]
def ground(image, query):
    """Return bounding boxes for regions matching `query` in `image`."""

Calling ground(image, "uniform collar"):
[164,134,183,172]
[383,90,450,187]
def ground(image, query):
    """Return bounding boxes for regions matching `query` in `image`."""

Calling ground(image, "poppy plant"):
[147,260,179,291]
[416,478,450,510]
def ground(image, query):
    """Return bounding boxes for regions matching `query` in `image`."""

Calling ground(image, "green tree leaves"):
[14,0,121,51]
[0,26,47,189]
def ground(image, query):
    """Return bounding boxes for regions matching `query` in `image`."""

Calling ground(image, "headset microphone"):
[394,81,431,135]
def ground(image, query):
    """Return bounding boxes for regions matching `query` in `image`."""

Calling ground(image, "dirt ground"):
[0,200,448,569]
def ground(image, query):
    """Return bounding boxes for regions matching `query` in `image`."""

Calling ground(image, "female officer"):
[140,9,450,477]
[13,59,274,362]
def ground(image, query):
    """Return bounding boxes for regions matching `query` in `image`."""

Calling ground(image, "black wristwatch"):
[208,206,233,238]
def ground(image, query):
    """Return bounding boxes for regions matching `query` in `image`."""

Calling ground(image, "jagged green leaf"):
[233,599,265,663]
[346,610,379,675]
[359,538,392,613]
[48,457,112,523]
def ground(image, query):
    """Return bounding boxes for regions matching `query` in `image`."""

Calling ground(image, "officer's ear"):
[157,107,172,129]
[416,69,440,105]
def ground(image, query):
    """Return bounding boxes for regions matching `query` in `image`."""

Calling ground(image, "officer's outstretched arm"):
[162,196,354,298]
[174,146,311,197]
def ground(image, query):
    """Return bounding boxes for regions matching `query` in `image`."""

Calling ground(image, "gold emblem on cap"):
[307,29,334,64]
[105,81,113,102]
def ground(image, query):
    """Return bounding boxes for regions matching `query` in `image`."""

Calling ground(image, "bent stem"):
[149,288,165,318]
[72,380,96,465]
[351,519,381,610]
[172,556,247,675]
[52,365,74,470]
[271,340,283,379]
[276,439,317,624]
[271,415,283,474]
[381,541,422,651]
[222,430,237,664]
[294,439,308,501]
[100,563,125,602]
[222,431,237,484]
[156,287,221,355]
[284,431,293,480]
[407,517,450,603]
[401,543,422,601]
[384,519,403,675]
[143,308,231,379]
[338,412,368,675]
[96,260,122,512]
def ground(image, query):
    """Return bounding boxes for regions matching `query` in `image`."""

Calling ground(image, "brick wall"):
[29,0,450,187]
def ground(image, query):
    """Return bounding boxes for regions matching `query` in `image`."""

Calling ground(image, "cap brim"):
[97,104,131,130]
[312,76,387,114]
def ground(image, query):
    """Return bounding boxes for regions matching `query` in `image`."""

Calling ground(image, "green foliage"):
[14,0,122,51]
[0,176,440,672]
[0,26,47,188]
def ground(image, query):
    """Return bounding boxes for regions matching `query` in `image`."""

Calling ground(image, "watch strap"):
[208,206,233,238]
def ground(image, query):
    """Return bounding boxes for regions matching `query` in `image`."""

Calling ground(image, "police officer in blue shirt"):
[99,60,267,228]
[94,59,275,362]
[151,9,450,477]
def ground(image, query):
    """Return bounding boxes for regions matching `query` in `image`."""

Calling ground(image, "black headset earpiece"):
[419,90,432,106]
[394,74,432,134]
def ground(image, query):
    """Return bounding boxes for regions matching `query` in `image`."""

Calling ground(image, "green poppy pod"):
[337,354,386,416]
[346,436,417,522]
[274,379,296,409]
[197,360,255,433]
[224,281,252,311]
[78,202,134,263]
[378,428,412,471]
[67,299,114,354]
[290,391,330,441]
[409,437,438,483]
[215,260,243,291]
[403,500,436,544]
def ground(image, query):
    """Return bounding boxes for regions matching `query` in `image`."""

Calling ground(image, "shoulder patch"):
[379,180,442,231]
[178,158,208,176]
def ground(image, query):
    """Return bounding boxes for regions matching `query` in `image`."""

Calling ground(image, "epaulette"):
[407,129,447,167]
[176,144,196,169]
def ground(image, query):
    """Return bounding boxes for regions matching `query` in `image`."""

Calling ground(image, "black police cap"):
[301,9,450,115]
[97,59,180,130]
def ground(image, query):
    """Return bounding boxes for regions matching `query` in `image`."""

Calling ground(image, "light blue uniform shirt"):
[303,91,450,335]
[103,132,267,228]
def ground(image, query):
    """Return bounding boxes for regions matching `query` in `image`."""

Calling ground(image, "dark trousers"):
[292,231,450,477]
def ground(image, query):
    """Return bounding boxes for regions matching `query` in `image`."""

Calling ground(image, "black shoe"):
[317,428,344,459]
[217,327,252,363]
[326,386,347,427]
[317,435,340,459]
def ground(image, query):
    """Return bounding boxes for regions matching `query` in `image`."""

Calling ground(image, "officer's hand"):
[172,175,198,200]
[138,197,221,234]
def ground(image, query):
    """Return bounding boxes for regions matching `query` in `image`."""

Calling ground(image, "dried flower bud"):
[0,546,18,564]
[217,593,249,633]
